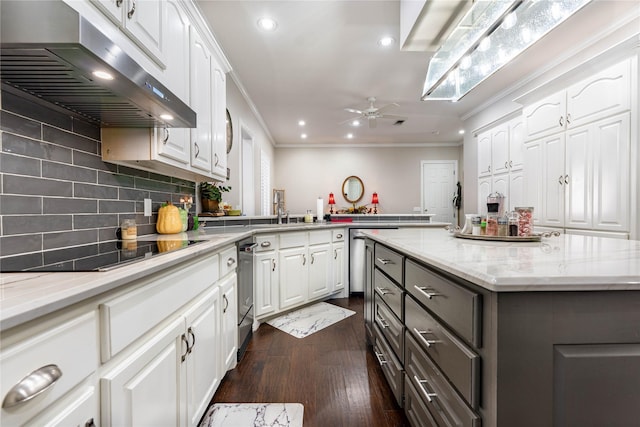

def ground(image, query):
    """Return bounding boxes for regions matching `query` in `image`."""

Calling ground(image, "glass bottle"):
[472,216,481,235]
[486,214,498,236]
[497,216,508,237]
[508,211,519,237]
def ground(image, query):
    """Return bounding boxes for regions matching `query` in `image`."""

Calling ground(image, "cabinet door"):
[509,171,524,212]
[332,241,345,292]
[255,251,278,317]
[189,28,213,173]
[101,317,186,427]
[219,274,238,373]
[308,243,331,300]
[122,0,164,64]
[592,113,630,232]
[491,123,509,175]
[523,91,566,140]
[566,59,631,129]
[523,139,543,224]
[477,177,491,215]
[477,131,492,177]
[509,117,524,171]
[184,287,221,427]
[279,247,308,310]
[541,134,566,227]
[91,0,124,23]
[211,61,228,180]
[491,173,509,204]
[27,385,98,427]
[564,125,592,229]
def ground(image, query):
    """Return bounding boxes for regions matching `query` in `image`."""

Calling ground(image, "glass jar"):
[497,217,508,237]
[472,216,481,236]
[304,210,313,223]
[486,214,498,236]
[461,213,476,234]
[121,219,137,240]
[508,211,519,236]
[480,217,487,235]
[515,207,534,237]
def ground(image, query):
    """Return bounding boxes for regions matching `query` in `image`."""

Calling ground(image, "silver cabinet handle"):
[181,333,190,362]
[413,328,441,348]
[2,364,63,408]
[223,294,229,313]
[334,249,338,259]
[272,259,276,272]
[376,314,389,329]
[302,255,306,266]
[336,233,343,239]
[559,116,564,127]
[505,161,508,169]
[227,257,235,266]
[488,165,491,173]
[558,175,564,185]
[414,375,438,402]
[374,351,388,366]
[187,327,195,355]
[414,285,441,299]
[566,113,571,125]
[162,127,170,144]
[376,257,392,265]
[509,160,513,168]
[260,241,271,248]
[565,174,569,185]
[375,286,392,296]
[214,153,219,166]
[85,418,96,427]
[127,0,136,18]
[116,0,122,6]
[194,142,200,158]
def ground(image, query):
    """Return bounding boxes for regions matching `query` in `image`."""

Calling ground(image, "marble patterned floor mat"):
[199,403,304,427]
[266,302,355,338]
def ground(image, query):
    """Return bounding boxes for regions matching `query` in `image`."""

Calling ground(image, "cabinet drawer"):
[405,333,480,427]
[100,255,218,361]
[219,244,237,277]
[375,244,403,284]
[405,296,480,408]
[0,311,98,426]
[404,375,438,427]
[374,269,403,321]
[373,324,404,407]
[374,295,404,362]
[405,259,481,347]
[280,231,307,248]
[255,234,278,252]
[332,229,345,242]
[309,229,331,245]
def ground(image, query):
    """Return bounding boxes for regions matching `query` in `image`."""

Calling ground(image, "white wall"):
[274,145,461,215]
[224,77,276,212]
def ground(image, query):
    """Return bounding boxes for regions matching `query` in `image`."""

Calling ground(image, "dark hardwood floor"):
[207,295,410,427]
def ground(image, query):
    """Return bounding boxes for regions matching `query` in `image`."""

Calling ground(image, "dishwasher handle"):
[239,243,258,253]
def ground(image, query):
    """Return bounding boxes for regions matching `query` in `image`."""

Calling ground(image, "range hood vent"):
[0,0,196,128]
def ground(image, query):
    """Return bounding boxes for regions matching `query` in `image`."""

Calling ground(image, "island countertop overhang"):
[361,228,640,292]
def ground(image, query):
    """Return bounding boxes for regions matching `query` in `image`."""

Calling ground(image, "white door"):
[541,134,566,227]
[565,125,592,229]
[278,247,308,310]
[421,161,458,224]
[308,244,331,300]
[255,251,278,317]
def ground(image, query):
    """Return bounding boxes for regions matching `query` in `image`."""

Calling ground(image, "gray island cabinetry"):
[363,228,640,427]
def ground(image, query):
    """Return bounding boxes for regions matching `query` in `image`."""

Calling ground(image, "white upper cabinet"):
[490,124,509,175]
[211,60,228,180]
[190,27,214,173]
[477,131,492,177]
[91,0,165,65]
[523,59,631,140]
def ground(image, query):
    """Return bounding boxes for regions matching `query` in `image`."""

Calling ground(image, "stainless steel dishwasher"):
[237,239,257,361]
[349,227,397,293]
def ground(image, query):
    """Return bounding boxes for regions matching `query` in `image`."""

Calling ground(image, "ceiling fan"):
[341,97,407,129]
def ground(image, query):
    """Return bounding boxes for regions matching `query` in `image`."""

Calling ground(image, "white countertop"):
[362,228,640,292]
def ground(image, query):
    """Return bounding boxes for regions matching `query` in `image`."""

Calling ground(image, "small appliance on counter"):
[486,192,506,217]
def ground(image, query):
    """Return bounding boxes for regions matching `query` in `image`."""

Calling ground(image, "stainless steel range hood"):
[0,0,196,128]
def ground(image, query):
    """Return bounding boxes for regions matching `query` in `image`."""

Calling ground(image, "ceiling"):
[195,1,636,147]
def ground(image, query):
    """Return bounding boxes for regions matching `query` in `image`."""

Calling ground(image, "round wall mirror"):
[342,176,364,204]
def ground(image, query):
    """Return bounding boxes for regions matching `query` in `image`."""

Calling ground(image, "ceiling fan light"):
[351,120,361,127]
[257,17,277,31]
[346,133,354,139]
[298,120,305,126]
[378,36,395,47]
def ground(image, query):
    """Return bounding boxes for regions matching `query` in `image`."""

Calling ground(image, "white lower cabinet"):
[308,242,331,300]
[219,273,238,373]
[255,250,279,317]
[332,240,345,293]
[26,382,99,427]
[279,245,308,310]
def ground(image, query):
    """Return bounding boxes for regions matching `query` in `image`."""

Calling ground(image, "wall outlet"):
[144,198,152,216]
[413,206,421,212]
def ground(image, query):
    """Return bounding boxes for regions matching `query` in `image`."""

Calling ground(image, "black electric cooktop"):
[0,239,207,273]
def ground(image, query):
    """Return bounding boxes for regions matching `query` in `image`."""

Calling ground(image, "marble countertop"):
[0,222,447,331]
[362,228,640,292]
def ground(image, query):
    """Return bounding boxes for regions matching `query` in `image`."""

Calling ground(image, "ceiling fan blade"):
[338,117,361,126]
[344,108,363,114]
[375,103,399,114]
[379,114,407,121]
[369,117,377,128]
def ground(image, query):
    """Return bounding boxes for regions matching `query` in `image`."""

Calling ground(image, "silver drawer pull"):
[260,241,271,247]
[377,315,389,329]
[374,351,388,366]
[414,285,441,299]
[227,257,236,266]
[3,364,63,408]
[413,375,438,402]
[413,328,441,348]
[336,233,343,239]
[376,257,393,265]
[375,286,393,296]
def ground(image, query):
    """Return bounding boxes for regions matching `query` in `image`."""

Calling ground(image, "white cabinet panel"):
[523,91,566,140]
[477,131,492,177]
[190,27,213,173]
[491,174,509,204]
[308,243,331,299]
[219,274,238,373]
[509,171,524,211]
[491,124,509,175]
[565,126,592,229]
[255,251,278,317]
[477,177,491,215]
[211,63,228,180]
[509,118,524,171]
[541,134,566,227]
[523,139,543,224]
[27,384,98,427]
[279,247,308,310]
[332,241,346,293]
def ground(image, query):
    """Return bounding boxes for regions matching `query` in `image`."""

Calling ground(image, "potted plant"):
[199,182,231,212]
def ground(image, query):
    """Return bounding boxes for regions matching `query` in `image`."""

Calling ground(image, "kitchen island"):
[362,228,640,427]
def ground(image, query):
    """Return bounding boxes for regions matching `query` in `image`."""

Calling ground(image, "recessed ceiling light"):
[351,120,361,127]
[458,129,465,135]
[378,36,395,47]
[92,70,114,80]
[301,133,307,139]
[346,133,354,139]
[298,120,306,126]
[160,114,174,121]
[257,17,277,31]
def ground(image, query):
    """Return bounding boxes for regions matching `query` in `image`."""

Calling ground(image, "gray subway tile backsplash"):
[0,90,196,257]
